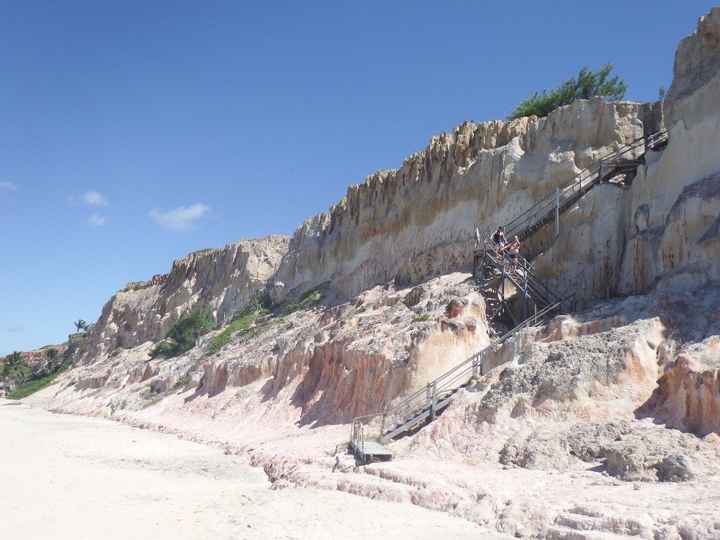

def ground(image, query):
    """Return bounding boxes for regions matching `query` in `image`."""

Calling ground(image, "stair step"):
[373,130,668,449]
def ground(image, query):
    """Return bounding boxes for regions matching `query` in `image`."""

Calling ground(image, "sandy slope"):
[0,399,502,540]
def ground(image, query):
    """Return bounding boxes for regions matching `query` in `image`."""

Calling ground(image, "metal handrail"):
[380,300,561,436]
[348,129,669,454]
[503,129,668,239]
[483,244,561,306]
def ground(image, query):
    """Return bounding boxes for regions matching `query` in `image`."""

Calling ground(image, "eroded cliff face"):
[272,99,653,303]
[523,10,720,306]
[22,7,720,539]
[60,7,720,434]
[77,235,289,364]
[43,273,490,424]
[618,7,720,295]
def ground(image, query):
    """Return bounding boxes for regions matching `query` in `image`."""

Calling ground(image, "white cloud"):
[149,203,210,231]
[88,213,107,227]
[83,190,108,207]
[0,181,17,192]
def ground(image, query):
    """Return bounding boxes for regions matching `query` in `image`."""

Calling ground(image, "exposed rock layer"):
[77,235,289,363]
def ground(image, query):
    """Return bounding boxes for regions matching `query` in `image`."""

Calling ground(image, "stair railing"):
[503,129,668,240]
[378,300,561,441]
[348,130,669,451]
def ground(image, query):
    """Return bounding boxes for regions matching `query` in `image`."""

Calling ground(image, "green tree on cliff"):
[0,352,32,385]
[73,319,88,333]
[151,310,215,358]
[509,65,627,120]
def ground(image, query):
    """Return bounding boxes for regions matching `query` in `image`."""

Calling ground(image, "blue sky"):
[0,1,714,355]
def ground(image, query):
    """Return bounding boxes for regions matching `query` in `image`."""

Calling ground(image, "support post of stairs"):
[555,187,560,238]
[523,267,529,320]
[430,382,437,420]
[500,264,506,320]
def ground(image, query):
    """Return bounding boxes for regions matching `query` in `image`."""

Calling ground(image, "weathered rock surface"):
[43,273,489,424]
[77,235,289,363]
[618,7,720,298]
[666,6,720,125]
[272,99,655,305]
[23,5,720,539]
[642,345,720,436]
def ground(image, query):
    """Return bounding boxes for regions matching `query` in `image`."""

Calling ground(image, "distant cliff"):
[76,235,289,363]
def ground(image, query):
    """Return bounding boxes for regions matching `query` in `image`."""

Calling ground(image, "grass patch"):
[209,306,270,354]
[413,314,431,322]
[6,367,67,400]
[150,309,215,359]
[278,286,324,316]
[207,286,325,354]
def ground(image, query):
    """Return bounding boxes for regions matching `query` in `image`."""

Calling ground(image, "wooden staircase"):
[348,129,670,465]
[502,129,669,243]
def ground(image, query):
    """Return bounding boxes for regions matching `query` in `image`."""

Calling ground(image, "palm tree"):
[73,319,88,333]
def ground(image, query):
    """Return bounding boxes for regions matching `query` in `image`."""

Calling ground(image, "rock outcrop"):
[618,7,720,296]
[22,6,720,539]
[642,345,720,436]
[46,273,490,423]
[77,235,289,363]
[272,100,657,304]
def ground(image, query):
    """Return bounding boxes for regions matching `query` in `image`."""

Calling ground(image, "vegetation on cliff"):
[509,65,627,119]
[150,310,215,358]
[208,287,325,354]
[1,347,72,399]
[209,303,270,354]
[1,352,32,387]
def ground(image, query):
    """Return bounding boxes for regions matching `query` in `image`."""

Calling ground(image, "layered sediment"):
[21,6,720,538]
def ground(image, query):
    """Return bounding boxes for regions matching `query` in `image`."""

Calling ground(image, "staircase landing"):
[350,440,393,464]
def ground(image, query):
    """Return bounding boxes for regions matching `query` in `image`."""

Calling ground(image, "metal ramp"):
[346,129,670,465]
[378,301,561,444]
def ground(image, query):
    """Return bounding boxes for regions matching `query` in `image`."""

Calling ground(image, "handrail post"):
[430,382,437,419]
[555,187,560,238]
[359,423,365,465]
[523,266,529,320]
[500,263,506,319]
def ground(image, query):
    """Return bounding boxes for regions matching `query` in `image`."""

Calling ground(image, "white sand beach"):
[0,400,498,540]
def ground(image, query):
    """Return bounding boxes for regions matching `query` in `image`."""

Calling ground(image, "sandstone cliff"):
[23,6,720,538]
[272,99,657,305]
[618,6,720,295]
[77,235,289,363]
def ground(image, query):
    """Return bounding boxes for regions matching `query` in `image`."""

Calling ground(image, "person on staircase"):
[491,226,507,250]
[506,235,521,271]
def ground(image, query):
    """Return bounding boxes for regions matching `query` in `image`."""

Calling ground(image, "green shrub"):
[209,305,269,354]
[206,287,325,355]
[2,350,71,400]
[278,286,324,316]
[6,368,66,400]
[1,352,32,386]
[509,65,627,120]
[413,313,431,322]
[150,309,215,358]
